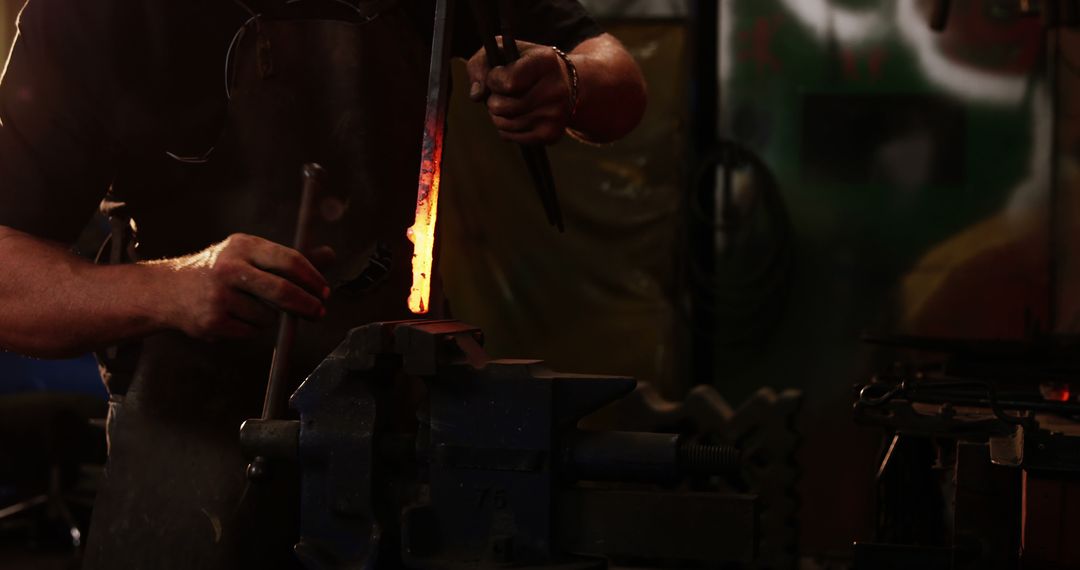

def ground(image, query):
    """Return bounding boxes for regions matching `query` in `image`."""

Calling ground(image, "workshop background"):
[1,0,1078,568]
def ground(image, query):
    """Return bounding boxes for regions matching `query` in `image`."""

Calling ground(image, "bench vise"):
[240,320,756,569]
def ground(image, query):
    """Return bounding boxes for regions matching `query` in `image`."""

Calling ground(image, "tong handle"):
[466,0,565,232]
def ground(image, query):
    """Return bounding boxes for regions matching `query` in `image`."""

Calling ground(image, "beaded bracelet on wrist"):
[551,46,580,120]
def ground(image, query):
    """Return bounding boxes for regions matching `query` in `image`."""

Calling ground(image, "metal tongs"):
[466,0,566,232]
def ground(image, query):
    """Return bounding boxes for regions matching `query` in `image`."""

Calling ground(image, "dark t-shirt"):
[0,0,599,244]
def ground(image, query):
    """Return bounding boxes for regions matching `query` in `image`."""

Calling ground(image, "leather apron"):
[83,5,430,569]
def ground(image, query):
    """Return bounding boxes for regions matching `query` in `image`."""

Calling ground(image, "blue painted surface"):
[0,352,106,399]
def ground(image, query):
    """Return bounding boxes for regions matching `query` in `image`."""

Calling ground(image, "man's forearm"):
[0,225,330,359]
[0,226,169,358]
[567,34,647,144]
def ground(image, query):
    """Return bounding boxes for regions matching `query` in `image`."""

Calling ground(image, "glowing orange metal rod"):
[407,134,443,315]
[408,0,454,315]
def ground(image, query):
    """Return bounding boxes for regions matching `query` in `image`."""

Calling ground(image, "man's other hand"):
[465,34,646,145]
[158,234,330,341]
[467,38,573,145]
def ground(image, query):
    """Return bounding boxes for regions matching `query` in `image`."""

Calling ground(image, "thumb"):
[466,48,491,101]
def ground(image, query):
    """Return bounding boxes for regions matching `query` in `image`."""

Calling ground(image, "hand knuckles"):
[488,98,508,115]
[489,73,514,93]
[211,258,237,278]
[224,233,251,249]
[272,281,292,301]
[289,253,310,275]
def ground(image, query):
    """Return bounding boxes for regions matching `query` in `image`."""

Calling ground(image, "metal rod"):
[497,0,520,60]
[248,163,325,479]
[407,0,455,315]
[261,163,325,421]
[0,495,48,520]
